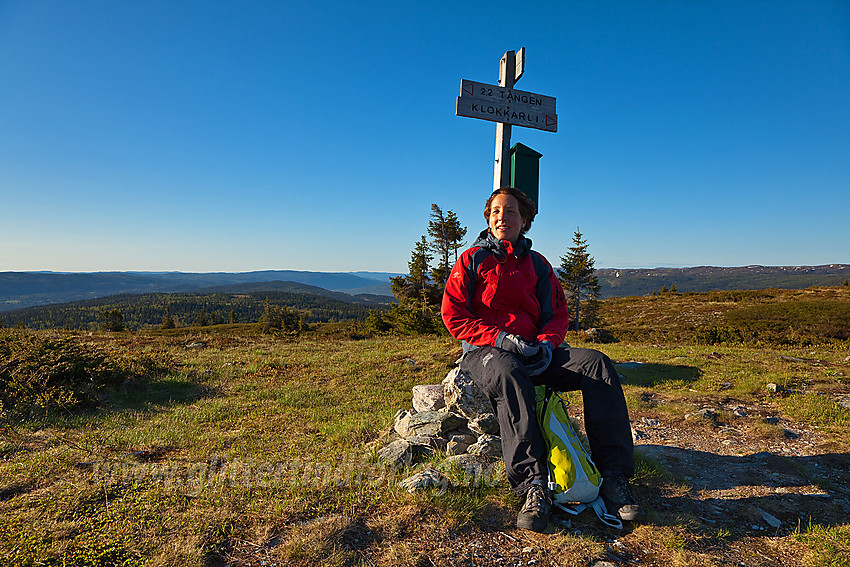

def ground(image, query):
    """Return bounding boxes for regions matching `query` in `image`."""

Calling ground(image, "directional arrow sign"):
[456,79,558,133]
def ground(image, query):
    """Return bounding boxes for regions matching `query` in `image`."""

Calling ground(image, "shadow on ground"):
[636,444,850,536]
[615,362,701,387]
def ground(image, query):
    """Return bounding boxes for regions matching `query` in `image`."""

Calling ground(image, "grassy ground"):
[1,327,848,566]
[600,285,850,345]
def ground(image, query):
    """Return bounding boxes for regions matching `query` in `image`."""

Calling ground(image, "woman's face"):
[488,193,525,243]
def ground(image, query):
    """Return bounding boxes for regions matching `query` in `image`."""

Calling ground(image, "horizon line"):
[3,263,849,275]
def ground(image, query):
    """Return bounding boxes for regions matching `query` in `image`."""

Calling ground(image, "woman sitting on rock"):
[441,186,644,532]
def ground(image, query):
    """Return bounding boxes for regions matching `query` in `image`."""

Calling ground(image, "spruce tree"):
[388,235,442,334]
[445,209,467,264]
[409,235,433,294]
[261,297,274,333]
[161,304,176,329]
[196,308,209,327]
[99,309,124,332]
[557,228,601,331]
[428,204,468,286]
[428,204,451,286]
[390,236,439,312]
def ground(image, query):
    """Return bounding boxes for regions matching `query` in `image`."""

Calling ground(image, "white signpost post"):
[455,48,558,192]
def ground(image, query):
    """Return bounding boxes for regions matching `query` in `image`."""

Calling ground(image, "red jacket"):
[441,230,569,349]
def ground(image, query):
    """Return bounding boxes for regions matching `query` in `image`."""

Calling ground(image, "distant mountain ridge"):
[0,270,398,312]
[193,280,392,304]
[596,264,850,298]
[1,265,848,312]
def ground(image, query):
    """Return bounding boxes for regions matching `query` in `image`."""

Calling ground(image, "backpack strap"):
[588,497,624,530]
[554,498,623,530]
[539,386,559,493]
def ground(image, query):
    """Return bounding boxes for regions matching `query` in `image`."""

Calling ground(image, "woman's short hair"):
[484,186,538,235]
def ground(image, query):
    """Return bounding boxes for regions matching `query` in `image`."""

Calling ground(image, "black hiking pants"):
[460,346,635,495]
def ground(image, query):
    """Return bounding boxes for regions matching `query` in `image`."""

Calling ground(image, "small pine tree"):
[260,298,301,335]
[100,309,124,332]
[261,297,274,333]
[387,235,442,334]
[557,228,601,331]
[364,309,393,335]
[161,304,176,329]
[428,204,451,287]
[229,308,237,324]
[445,209,467,264]
[410,235,433,300]
[428,204,468,287]
[196,308,209,327]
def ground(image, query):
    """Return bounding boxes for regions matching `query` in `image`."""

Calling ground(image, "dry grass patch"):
[624,523,733,567]
[272,514,362,566]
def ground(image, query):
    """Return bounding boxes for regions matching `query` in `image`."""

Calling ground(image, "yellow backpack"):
[535,385,622,529]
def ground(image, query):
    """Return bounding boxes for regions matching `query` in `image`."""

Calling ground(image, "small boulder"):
[394,410,467,439]
[407,435,447,455]
[446,439,471,456]
[442,367,493,419]
[446,432,477,455]
[467,434,503,458]
[758,508,782,528]
[448,432,478,446]
[412,384,446,413]
[398,468,451,493]
[685,408,716,421]
[469,413,499,436]
[377,439,414,470]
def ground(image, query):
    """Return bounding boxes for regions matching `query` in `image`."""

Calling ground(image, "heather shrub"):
[0,331,171,422]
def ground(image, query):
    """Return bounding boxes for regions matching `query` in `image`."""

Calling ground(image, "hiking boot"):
[516,483,552,532]
[600,473,645,522]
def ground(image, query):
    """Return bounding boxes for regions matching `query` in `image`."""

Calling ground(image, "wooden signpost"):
[455,80,557,132]
[455,48,558,192]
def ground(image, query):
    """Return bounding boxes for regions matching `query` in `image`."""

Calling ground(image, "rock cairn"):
[377,367,504,492]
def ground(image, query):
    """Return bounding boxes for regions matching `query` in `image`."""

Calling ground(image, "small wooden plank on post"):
[515,47,525,83]
[493,50,516,192]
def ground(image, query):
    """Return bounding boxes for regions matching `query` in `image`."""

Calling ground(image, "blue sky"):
[1,0,848,273]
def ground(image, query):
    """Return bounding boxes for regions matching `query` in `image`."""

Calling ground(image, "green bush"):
[363,304,447,336]
[0,331,171,422]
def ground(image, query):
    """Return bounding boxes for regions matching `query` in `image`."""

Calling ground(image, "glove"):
[494,332,541,358]
[525,340,553,376]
